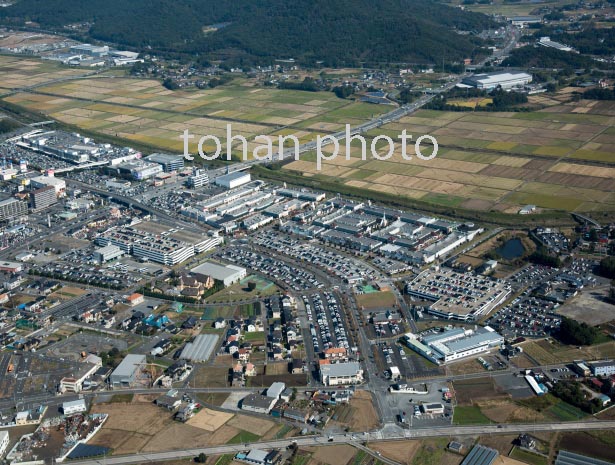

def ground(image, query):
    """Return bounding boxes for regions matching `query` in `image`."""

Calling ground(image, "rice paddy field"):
[283,100,615,214]
[0,55,389,156]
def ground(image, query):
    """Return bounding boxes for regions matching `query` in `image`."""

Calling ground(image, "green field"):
[227,430,261,444]
[548,401,587,421]
[453,406,491,425]
[510,447,548,465]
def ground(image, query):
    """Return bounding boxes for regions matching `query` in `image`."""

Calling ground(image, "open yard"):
[453,377,510,405]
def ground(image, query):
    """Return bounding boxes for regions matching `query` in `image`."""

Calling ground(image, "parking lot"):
[253,230,377,283]
[217,247,323,291]
[372,341,443,380]
[304,292,350,352]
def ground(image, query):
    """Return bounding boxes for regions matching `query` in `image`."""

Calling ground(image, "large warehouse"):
[215,171,251,189]
[109,354,146,387]
[191,261,246,286]
[461,71,532,90]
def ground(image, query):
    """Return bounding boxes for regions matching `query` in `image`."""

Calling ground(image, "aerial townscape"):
[0,1,615,465]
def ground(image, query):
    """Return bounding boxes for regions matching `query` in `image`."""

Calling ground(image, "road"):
[63,420,615,465]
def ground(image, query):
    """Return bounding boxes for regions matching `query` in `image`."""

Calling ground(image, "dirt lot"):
[558,289,615,325]
[89,402,221,453]
[370,440,422,463]
[346,391,380,431]
[311,445,357,465]
[188,408,234,431]
[478,399,547,423]
[454,377,510,405]
[226,414,276,436]
[206,425,241,445]
[476,434,516,455]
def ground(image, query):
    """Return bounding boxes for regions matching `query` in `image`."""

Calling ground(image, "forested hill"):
[0,0,497,66]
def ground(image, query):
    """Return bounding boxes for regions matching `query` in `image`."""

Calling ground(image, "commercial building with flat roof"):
[30,185,57,211]
[93,244,124,263]
[62,399,87,416]
[406,268,511,322]
[0,198,28,223]
[109,354,146,387]
[320,362,363,386]
[187,169,209,188]
[191,262,246,286]
[241,394,278,414]
[406,327,504,364]
[145,153,185,172]
[590,360,615,377]
[30,175,66,195]
[0,430,9,458]
[461,71,532,90]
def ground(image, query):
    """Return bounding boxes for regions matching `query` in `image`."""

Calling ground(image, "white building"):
[419,326,504,363]
[215,171,251,189]
[62,399,87,416]
[590,360,615,377]
[461,71,532,90]
[93,244,124,263]
[320,362,364,386]
[0,430,9,458]
[70,44,109,57]
[30,175,66,196]
[266,382,286,399]
[191,262,247,286]
[538,37,573,52]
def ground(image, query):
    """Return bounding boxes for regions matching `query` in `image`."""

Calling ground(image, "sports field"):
[1,56,389,156]
[284,100,615,213]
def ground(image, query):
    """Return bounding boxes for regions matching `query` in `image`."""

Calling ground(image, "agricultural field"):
[1,57,388,156]
[0,55,85,91]
[283,100,615,214]
[521,338,615,365]
[88,398,280,455]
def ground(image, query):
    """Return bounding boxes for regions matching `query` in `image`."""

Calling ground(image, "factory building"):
[109,354,146,387]
[215,171,251,189]
[145,153,185,172]
[0,198,28,223]
[461,71,532,90]
[70,44,110,57]
[240,394,278,414]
